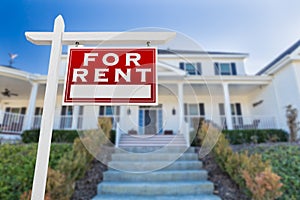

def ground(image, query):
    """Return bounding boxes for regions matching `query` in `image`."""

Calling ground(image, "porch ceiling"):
[0,75,32,101]
[188,84,262,96]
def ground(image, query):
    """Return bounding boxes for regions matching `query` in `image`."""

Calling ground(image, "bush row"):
[22,129,79,143]
[223,129,288,144]
[22,129,116,144]
[198,122,283,200]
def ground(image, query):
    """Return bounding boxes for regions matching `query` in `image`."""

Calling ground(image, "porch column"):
[71,106,79,129]
[25,82,39,130]
[178,82,184,133]
[222,83,233,130]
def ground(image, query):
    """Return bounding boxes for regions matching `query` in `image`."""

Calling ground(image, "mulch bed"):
[71,159,107,200]
[200,152,249,200]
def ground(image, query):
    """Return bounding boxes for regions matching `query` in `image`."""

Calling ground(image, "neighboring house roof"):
[257,40,300,75]
[0,65,17,69]
[157,49,248,56]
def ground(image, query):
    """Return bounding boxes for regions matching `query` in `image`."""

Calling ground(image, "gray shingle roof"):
[157,49,248,56]
[257,40,300,75]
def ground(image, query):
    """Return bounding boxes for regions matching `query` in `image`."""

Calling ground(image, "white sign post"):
[25,15,175,200]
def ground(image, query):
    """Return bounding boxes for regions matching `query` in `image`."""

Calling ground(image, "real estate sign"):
[63,48,157,105]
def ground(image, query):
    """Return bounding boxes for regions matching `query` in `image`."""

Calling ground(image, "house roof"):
[62,49,248,57]
[256,40,300,75]
[157,49,248,56]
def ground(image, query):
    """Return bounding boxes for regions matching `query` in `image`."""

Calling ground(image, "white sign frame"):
[25,15,175,200]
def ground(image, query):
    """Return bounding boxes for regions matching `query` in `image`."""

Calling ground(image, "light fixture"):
[253,100,264,107]
[127,108,131,115]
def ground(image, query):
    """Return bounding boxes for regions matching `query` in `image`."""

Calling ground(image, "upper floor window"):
[179,62,202,75]
[214,63,237,75]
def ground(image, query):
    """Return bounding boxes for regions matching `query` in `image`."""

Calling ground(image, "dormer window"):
[214,63,237,75]
[179,62,201,75]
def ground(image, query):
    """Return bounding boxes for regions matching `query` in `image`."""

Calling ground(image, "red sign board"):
[63,48,157,105]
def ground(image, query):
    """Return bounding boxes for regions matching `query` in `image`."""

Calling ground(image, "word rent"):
[73,52,151,83]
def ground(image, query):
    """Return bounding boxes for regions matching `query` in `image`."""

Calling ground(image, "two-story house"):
[1,40,300,144]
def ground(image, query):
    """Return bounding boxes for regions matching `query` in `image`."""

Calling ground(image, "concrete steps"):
[97,181,214,195]
[103,170,208,182]
[108,161,203,172]
[115,146,195,153]
[92,134,220,200]
[118,134,187,147]
[93,194,221,200]
[111,153,198,161]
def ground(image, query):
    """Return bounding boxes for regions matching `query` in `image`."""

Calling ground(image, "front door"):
[138,105,163,135]
[144,110,157,135]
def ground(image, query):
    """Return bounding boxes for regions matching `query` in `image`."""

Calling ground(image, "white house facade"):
[1,41,300,144]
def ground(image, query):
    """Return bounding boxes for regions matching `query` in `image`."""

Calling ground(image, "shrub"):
[52,138,94,199]
[98,117,113,141]
[22,129,79,143]
[224,151,270,191]
[223,129,288,145]
[243,167,283,200]
[251,145,300,200]
[0,143,72,200]
[198,121,283,199]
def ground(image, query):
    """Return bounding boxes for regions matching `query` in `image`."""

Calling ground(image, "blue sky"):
[1,0,300,74]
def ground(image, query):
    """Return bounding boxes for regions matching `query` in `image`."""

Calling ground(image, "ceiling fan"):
[1,88,18,97]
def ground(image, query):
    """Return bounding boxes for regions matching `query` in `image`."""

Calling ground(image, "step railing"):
[115,122,121,147]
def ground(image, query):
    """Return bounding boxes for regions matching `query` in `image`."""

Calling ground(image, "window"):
[99,106,120,116]
[219,103,243,128]
[99,106,120,130]
[60,106,73,129]
[219,103,242,116]
[214,63,237,75]
[35,107,43,115]
[184,103,205,129]
[184,103,205,116]
[180,62,201,75]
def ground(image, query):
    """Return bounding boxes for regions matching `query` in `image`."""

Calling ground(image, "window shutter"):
[61,106,66,115]
[231,63,237,75]
[236,103,242,115]
[196,63,202,75]
[21,107,26,114]
[199,103,205,115]
[219,103,225,115]
[79,106,84,115]
[184,103,188,115]
[179,62,184,70]
[214,63,219,75]
[99,106,104,116]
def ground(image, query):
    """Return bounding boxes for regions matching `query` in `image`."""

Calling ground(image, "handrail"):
[115,122,121,147]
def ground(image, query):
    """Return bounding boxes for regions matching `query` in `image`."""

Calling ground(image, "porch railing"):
[219,115,278,130]
[31,115,42,129]
[0,111,26,134]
